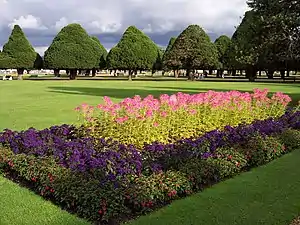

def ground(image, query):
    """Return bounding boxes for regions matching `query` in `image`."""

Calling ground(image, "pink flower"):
[103,96,113,106]
[145,109,153,118]
[169,94,177,105]
[160,111,168,118]
[153,122,159,127]
[115,116,129,124]
[74,106,81,111]
[189,109,197,115]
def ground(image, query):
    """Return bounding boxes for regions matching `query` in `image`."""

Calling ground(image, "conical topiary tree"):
[1,25,39,79]
[106,26,159,80]
[214,35,232,76]
[90,36,108,76]
[165,25,218,80]
[162,37,179,77]
[44,23,101,79]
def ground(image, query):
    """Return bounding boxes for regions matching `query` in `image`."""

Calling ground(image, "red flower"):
[31,177,37,182]
[45,186,50,190]
[228,155,233,160]
[98,210,103,215]
[50,189,55,193]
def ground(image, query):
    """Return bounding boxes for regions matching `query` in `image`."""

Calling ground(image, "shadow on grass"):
[47,86,300,106]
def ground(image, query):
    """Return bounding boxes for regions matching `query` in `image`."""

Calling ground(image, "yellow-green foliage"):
[77,89,291,148]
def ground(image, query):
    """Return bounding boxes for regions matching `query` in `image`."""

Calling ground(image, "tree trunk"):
[266,69,274,79]
[258,70,262,76]
[128,70,133,81]
[173,69,178,78]
[216,70,220,77]
[280,70,285,79]
[69,69,77,80]
[85,69,91,76]
[54,69,60,77]
[92,68,96,77]
[17,69,24,80]
[232,70,237,76]
[66,69,70,75]
[246,67,256,82]
[209,69,213,75]
[287,69,290,77]
[187,69,194,80]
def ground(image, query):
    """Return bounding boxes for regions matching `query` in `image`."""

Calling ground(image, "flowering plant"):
[76,89,292,147]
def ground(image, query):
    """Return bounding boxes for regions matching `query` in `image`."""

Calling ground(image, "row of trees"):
[0,0,299,81]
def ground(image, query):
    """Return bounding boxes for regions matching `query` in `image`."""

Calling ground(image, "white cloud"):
[1,0,248,34]
[54,17,69,31]
[0,0,249,48]
[8,15,47,30]
[34,46,48,55]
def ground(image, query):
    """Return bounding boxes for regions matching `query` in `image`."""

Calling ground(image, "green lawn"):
[0,80,300,225]
[0,80,299,131]
[0,176,90,225]
[130,150,300,225]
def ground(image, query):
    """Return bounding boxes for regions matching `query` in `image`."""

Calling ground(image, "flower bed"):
[76,89,292,147]
[1,108,299,224]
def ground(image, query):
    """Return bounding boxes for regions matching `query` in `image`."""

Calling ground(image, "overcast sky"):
[0,0,249,55]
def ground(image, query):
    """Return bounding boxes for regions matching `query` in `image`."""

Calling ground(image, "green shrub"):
[178,147,247,190]
[276,129,300,152]
[239,135,286,167]
[125,171,192,212]
[0,147,127,222]
[178,158,218,190]
[207,147,248,179]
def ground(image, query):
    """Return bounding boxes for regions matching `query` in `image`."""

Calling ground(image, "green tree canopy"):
[0,25,38,77]
[44,23,100,78]
[162,37,177,70]
[214,35,231,69]
[90,36,108,69]
[230,11,263,68]
[248,0,300,71]
[106,26,159,72]
[165,25,218,72]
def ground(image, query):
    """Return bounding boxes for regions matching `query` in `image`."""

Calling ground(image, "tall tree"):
[106,26,159,80]
[90,36,108,75]
[1,25,39,79]
[214,35,232,76]
[165,25,218,80]
[229,11,264,81]
[44,23,100,80]
[248,0,300,76]
[162,37,178,77]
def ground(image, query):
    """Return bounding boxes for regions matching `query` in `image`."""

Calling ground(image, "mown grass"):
[0,176,90,225]
[129,150,300,225]
[0,80,299,131]
[0,80,299,225]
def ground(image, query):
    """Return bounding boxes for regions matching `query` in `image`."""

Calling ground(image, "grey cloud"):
[0,0,248,53]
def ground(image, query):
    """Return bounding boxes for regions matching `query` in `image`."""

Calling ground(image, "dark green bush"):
[239,135,286,167]
[276,129,300,152]
[125,171,192,212]
[179,158,218,190]
[0,147,127,222]
[207,147,248,179]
